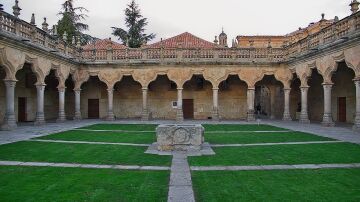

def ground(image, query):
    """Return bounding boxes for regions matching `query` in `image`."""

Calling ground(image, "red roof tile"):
[148,32,216,49]
[82,39,126,51]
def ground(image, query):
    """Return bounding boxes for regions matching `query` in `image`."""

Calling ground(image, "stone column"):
[247,88,255,121]
[321,83,334,126]
[353,80,360,131]
[34,84,46,125]
[270,86,276,119]
[141,87,149,121]
[299,86,310,124]
[74,89,82,120]
[212,88,219,121]
[176,88,184,122]
[282,88,292,121]
[106,88,115,121]
[57,87,66,122]
[1,80,17,130]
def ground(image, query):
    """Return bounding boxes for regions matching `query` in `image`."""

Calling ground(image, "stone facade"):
[1,2,360,130]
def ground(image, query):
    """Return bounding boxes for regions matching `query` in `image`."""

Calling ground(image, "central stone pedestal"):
[156,124,204,151]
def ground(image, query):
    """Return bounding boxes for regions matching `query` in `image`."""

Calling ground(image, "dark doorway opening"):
[88,99,99,119]
[338,97,346,122]
[18,97,27,122]
[183,99,194,119]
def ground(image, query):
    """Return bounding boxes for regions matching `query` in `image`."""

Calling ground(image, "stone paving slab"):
[190,163,360,171]
[265,120,360,144]
[29,139,150,147]
[0,160,170,171]
[206,130,292,133]
[74,128,154,133]
[168,152,195,202]
[211,140,343,147]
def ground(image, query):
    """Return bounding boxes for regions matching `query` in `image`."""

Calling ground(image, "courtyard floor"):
[0,120,359,201]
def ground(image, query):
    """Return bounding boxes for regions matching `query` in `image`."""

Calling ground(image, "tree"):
[112,0,155,48]
[57,0,90,45]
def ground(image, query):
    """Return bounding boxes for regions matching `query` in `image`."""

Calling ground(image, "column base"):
[74,112,82,121]
[176,109,184,123]
[1,114,17,130]
[141,109,149,121]
[106,112,115,121]
[247,110,255,122]
[299,112,310,124]
[353,113,360,132]
[282,112,292,121]
[57,112,66,122]
[321,113,335,127]
[34,113,46,126]
[212,108,219,121]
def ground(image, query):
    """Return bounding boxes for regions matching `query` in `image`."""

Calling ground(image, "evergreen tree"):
[112,0,155,48]
[57,0,90,45]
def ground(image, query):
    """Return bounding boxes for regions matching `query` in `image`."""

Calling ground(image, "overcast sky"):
[2,0,350,43]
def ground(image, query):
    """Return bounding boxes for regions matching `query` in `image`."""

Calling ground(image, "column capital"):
[247,87,255,91]
[212,88,219,91]
[35,83,47,87]
[3,79,18,83]
[300,85,309,89]
[142,87,148,91]
[57,86,66,92]
[283,88,291,91]
[74,88,82,92]
[177,88,183,91]
[322,82,334,86]
[107,88,114,92]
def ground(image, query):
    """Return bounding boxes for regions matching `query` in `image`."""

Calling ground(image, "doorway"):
[183,99,194,119]
[18,97,27,122]
[88,99,99,119]
[338,97,346,122]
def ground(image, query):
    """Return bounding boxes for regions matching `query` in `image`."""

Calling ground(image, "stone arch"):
[0,47,25,80]
[72,70,90,90]
[254,74,285,119]
[98,70,122,90]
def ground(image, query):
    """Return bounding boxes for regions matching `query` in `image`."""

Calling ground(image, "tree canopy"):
[112,0,155,48]
[57,0,91,45]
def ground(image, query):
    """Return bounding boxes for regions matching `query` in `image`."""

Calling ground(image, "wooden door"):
[338,97,346,122]
[183,99,194,119]
[88,99,99,119]
[18,97,26,122]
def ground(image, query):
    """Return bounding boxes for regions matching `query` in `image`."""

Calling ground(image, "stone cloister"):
[1,1,360,131]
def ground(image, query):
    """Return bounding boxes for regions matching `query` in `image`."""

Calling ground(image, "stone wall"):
[332,65,356,123]
[0,68,5,124]
[219,76,248,120]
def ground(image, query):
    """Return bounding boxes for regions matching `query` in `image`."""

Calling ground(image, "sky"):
[1,0,350,44]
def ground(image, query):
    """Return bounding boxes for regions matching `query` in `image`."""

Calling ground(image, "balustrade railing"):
[0,9,359,64]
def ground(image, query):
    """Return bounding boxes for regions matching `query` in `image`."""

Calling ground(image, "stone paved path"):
[168,152,195,202]
[211,140,343,147]
[191,163,360,171]
[0,160,170,170]
[0,120,99,145]
[29,139,150,147]
[74,128,154,133]
[265,120,360,144]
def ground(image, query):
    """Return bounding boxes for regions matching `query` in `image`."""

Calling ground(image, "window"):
[172,101,178,108]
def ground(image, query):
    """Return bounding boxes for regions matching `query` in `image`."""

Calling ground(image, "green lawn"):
[36,130,156,144]
[205,131,334,144]
[0,141,171,166]
[192,169,360,202]
[80,124,157,131]
[189,143,360,166]
[203,124,287,131]
[0,166,169,202]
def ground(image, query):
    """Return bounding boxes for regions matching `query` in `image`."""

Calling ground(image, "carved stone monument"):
[156,124,204,151]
